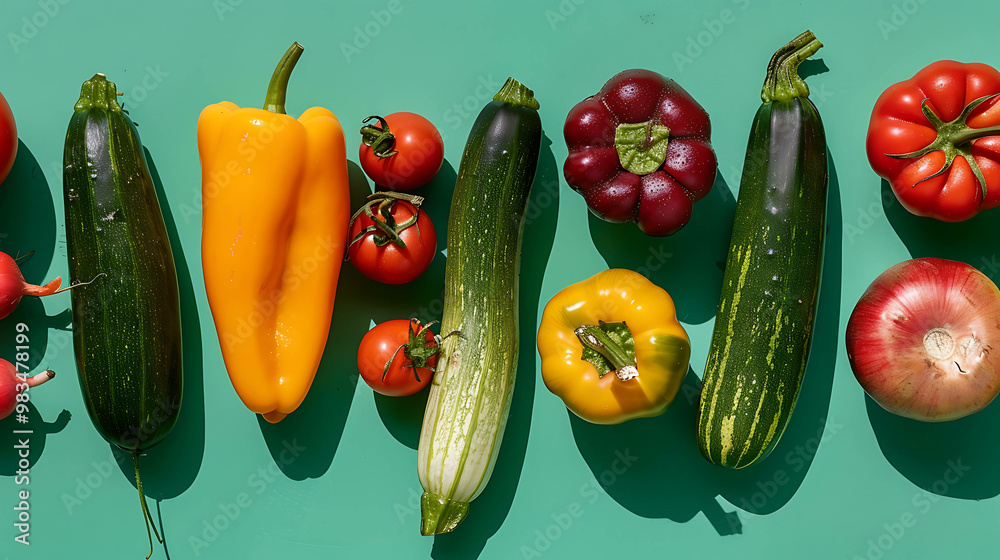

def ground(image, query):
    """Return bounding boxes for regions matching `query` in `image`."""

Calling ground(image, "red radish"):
[846,258,1000,422]
[0,251,100,320]
[1,358,54,420]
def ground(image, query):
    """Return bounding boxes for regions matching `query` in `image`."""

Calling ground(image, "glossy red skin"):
[866,61,1000,222]
[0,91,16,186]
[359,112,444,191]
[846,258,1000,421]
[348,200,436,284]
[357,320,437,397]
[564,69,716,236]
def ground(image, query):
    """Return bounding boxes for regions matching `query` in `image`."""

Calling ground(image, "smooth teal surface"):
[1,0,998,558]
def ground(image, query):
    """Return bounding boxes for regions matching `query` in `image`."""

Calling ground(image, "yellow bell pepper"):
[537,268,690,424]
[198,43,350,423]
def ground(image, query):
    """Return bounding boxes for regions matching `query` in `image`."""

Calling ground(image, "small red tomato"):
[0,90,16,186]
[359,112,444,191]
[358,319,438,397]
[348,193,436,284]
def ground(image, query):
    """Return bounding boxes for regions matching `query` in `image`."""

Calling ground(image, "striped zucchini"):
[697,32,828,469]
[417,78,542,535]
[63,74,182,555]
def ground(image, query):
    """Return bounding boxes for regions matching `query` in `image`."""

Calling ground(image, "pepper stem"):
[761,30,823,103]
[134,453,162,559]
[263,42,304,114]
[575,322,638,381]
[493,77,540,110]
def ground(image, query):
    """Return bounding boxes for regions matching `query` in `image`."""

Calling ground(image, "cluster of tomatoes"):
[351,112,444,398]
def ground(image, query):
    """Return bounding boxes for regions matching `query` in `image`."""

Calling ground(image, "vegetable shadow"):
[0,403,70,475]
[112,148,205,499]
[0,140,69,474]
[0,140,61,372]
[430,135,557,560]
[587,171,737,325]
[366,159,458,449]
[255,162,369,479]
[871,178,1000,499]
[571,152,842,532]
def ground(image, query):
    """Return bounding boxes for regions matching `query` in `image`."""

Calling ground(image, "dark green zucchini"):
[418,78,542,535]
[63,73,182,555]
[697,32,828,469]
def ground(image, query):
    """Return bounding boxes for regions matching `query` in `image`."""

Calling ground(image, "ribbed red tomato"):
[866,61,1000,222]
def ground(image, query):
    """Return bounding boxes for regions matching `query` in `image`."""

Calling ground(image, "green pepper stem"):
[761,30,822,103]
[575,324,638,381]
[264,42,304,114]
[493,77,540,110]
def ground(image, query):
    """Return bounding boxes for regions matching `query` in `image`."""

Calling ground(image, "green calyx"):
[75,73,123,113]
[887,93,1000,202]
[761,30,823,103]
[615,121,671,175]
[360,115,398,158]
[575,321,638,381]
[383,319,440,383]
[421,491,469,535]
[347,191,426,250]
[493,77,540,110]
[264,42,304,114]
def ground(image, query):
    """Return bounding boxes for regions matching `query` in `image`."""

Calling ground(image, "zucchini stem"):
[761,31,823,103]
[263,42,304,114]
[493,78,540,110]
[134,453,162,559]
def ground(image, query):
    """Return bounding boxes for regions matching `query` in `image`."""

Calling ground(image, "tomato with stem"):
[358,319,439,397]
[359,113,444,191]
[347,192,437,284]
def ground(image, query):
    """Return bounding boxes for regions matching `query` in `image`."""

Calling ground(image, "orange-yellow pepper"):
[537,268,690,424]
[198,43,349,423]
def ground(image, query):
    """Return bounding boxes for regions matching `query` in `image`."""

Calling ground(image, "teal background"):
[1,0,998,558]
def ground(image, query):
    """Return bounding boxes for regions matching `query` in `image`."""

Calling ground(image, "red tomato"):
[358,112,444,191]
[866,61,1000,222]
[348,194,436,284]
[358,319,438,397]
[0,90,16,186]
